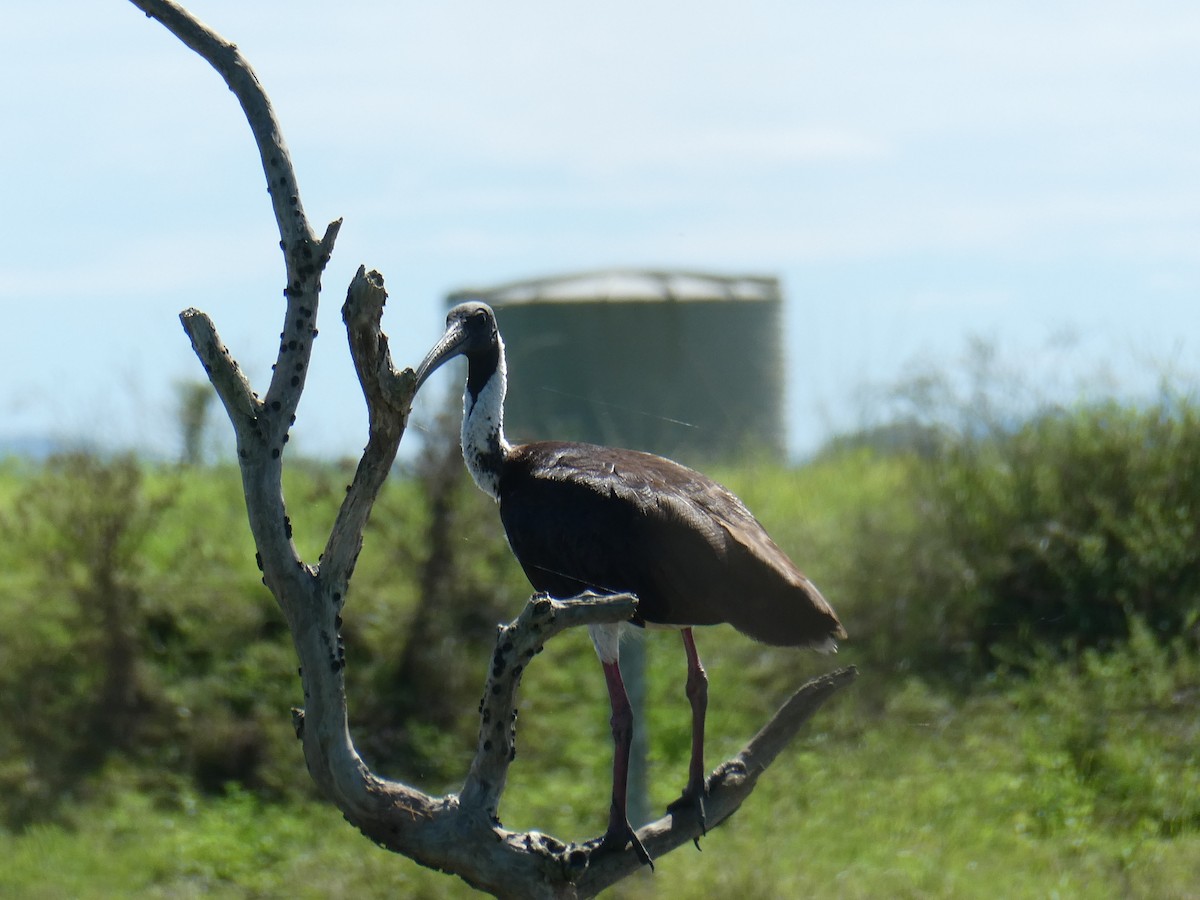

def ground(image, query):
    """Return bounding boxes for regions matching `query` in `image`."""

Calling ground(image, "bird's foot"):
[666,777,708,848]
[598,820,654,869]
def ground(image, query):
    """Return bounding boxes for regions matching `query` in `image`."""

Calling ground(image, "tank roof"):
[448,269,780,306]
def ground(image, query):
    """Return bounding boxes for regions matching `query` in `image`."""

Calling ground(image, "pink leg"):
[666,627,709,838]
[600,660,653,867]
[681,627,709,799]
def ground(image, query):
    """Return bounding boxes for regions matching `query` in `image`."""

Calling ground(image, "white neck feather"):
[461,336,511,502]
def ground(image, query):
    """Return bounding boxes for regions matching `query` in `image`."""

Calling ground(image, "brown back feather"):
[498,442,845,649]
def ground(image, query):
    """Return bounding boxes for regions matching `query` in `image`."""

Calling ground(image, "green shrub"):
[0,453,180,826]
[935,399,1200,662]
[0,455,313,826]
[834,393,1200,676]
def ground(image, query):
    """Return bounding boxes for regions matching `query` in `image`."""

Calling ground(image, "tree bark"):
[131,1,857,896]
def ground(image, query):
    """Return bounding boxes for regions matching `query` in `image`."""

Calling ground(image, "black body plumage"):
[499,440,843,648]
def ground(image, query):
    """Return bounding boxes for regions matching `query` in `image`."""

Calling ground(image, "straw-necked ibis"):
[414,301,845,866]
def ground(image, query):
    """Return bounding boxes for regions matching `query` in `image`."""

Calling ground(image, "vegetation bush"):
[834,393,1200,678]
[959,401,1200,656]
[0,454,179,826]
[0,454,322,825]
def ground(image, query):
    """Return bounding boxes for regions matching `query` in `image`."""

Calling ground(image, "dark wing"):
[498,442,845,649]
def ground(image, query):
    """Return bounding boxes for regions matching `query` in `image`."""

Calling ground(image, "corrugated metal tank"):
[447,269,786,462]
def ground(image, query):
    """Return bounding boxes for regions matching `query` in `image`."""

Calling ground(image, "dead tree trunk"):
[130,2,857,897]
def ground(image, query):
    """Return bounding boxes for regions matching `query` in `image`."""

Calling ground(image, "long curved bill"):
[413,318,469,391]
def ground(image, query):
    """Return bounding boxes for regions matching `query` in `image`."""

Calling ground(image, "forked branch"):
[134,1,857,897]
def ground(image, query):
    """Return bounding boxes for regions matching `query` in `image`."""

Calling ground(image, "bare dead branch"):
[178,307,260,426]
[132,0,340,438]
[319,266,416,594]
[126,0,315,248]
[135,2,858,897]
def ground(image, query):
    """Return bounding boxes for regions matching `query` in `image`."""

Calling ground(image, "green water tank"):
[447,269,785,463]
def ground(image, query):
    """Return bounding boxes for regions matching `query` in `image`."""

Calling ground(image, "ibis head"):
[414,301,501,395]
[415,302,511,500]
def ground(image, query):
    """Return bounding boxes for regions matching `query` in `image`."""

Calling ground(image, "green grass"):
[3,663,1198,899]
[0,790,457,899]
[2,607,1198,898]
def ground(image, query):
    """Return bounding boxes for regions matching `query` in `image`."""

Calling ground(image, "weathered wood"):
[135,1,857,896]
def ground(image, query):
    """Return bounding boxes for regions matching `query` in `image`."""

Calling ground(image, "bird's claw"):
[598,821,654,869]
[667,777,709,843]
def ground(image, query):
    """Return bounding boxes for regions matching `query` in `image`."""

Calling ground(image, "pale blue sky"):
[2,1,1197,459]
